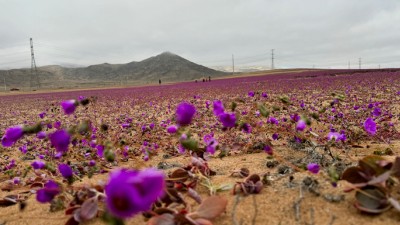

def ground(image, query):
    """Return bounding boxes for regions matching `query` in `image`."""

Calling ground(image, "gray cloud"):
[0,0,399,69]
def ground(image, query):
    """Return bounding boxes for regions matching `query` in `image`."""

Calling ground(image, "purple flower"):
[176,102,196,126]
[1,125,24,147]
[364,117,376,135]
[205,100,211,109]
[49,130,71,152]
[241,123,252,133]
[167,125,178,134]
[105,168,165,219]
[31,160,46,170]
[204,134,218,154]
[264,145,273,155]
[122,123,131,128]
[39,112,46,119]
[213,100,225,116]
[268,117,279,125]
[372,107,381,117]
[61,100,78,115]
[261,92,268,98]
[272,133,279,140]
[58,163,73,179]
[327,132,343,142]
[37,131,47,139]
[36,180,60,203]
[96,145,104,157]
[149,123,155,129]
[290,114,300,122]
[19,145,28,154]
[296,120,306,131]
[219,112,236,128]
[307,163,320,174]
[300,102,305,108]
[53,121,61,129]
[248,91,255,97]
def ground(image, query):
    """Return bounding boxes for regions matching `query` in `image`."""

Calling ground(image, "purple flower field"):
[1,69,400,225]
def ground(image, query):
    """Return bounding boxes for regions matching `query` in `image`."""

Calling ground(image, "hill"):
[0,52,226,90]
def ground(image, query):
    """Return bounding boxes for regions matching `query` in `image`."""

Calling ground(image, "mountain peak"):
[159,51,177,56]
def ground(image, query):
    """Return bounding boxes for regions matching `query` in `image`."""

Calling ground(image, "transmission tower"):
[232,54,235,75]
[30,38,40,90]
[271,49,275,70]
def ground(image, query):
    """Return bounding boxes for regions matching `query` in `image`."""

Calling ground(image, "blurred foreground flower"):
[1,125,24,147]
[36,180,60,203]
[176,102,196,126]
[61,99,78,115]
[213,100,224,116]
[49,130,71,153]
[58,163,73,179]
[219,112,236,128]
[105,168,165,219]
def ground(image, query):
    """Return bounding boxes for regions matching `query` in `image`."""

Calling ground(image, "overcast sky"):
[1,0,400,70]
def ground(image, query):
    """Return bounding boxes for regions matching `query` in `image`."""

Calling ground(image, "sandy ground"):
[1,141,399,225]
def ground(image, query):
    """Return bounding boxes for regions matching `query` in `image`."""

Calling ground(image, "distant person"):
[195,80,198,83]
[202,79,205,82]
[159,79,161,85]
[209,76,211,82]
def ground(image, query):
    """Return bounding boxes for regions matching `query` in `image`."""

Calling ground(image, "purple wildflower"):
[264,145,273,155]
[261,92,268,98]
[307,163,320,174]
[1,125,24,147]
[61,100,78,115]
[372,107,381,117]
[272,133,279,140]
[364,117,376,135]
[176,102,196,126]
[58,164,73,179]
[219,112,236,128]
[39,112,46,119]
[96,145,104,157]
[241,123,252,133]
[167,125,178,134]
[37,131,46,139]
[204,134,218,154]
[290,114,300,122]
[105,168,165,219]
[19,145,28,154]
[248,91,255,97]
[296,120,306,131]
[268,117,279,125]
[31,160,46,170]
[213,100,225,116]
[49,130,71,152]
[36,180,60,203]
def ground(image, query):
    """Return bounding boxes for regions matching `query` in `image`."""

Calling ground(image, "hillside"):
[0,52,226,90]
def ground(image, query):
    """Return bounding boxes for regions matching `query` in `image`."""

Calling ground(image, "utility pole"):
[348,61,350,69]
[30,38,40,90]
[232,54,235,75]
[271,49,275,70]
[4,70,8,91]
[378,64,380,69]
[358,58,361,69]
